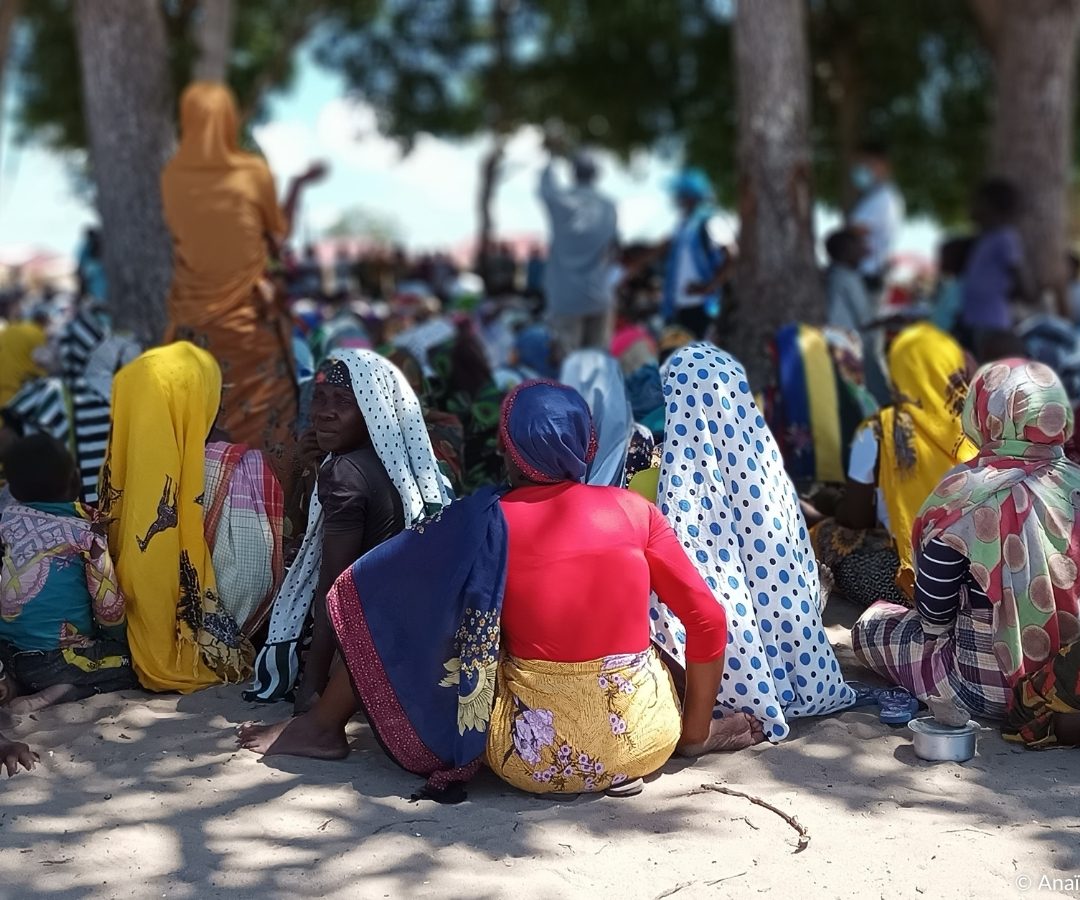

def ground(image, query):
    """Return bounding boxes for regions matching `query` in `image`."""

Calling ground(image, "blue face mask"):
[851,164,875,192]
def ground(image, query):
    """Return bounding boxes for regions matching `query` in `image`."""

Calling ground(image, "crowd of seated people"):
[4,90,1080,786]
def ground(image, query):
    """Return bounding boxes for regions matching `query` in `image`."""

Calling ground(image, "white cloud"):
[315,98,401,171]
[253,119,318,181]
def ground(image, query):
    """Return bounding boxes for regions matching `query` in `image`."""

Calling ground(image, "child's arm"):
[85,538,127,641]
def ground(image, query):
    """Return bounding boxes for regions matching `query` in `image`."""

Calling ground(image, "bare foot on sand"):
[237,714,350,760]
[678,713,767,757]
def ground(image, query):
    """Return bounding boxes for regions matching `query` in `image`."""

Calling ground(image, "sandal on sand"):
[846,681,880,709]
[877,688,921,725]
[606,778,643,798]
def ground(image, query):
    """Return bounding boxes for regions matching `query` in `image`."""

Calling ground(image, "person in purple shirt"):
[959,178,1032,361]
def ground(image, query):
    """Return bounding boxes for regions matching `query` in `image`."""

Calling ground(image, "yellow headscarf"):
[877,323,977,592]
[100,342,251,692]
[0,322,46,407]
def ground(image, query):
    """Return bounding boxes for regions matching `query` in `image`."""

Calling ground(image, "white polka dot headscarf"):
[247,348,451,702]
[650,343,855,740]
[325,349,451,521]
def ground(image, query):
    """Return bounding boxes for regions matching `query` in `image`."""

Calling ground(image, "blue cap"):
[669,168,712,201]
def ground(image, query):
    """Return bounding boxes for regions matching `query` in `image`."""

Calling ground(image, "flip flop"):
[845,681,880,709]
[606,778,644,798]
[877,687,921,725]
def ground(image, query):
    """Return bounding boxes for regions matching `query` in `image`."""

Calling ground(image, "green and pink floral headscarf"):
[913,359,1080,689]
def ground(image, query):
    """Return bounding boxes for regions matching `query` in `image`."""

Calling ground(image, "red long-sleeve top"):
[499,483,727,664]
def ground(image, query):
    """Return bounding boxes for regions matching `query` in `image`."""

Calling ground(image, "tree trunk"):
[981,0,1080,315]
[732,0,823,390]
[193,0,235,83]
[0,0,22,88]
[831,43,863,214]
[476,138,505,288]
[0,0,24,179]
[476,0,512,288]
[74,0,175,344]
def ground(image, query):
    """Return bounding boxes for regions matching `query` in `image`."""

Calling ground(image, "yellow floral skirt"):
[485,648,682,794]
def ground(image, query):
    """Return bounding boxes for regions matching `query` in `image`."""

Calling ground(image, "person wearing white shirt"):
[848,141,905,292]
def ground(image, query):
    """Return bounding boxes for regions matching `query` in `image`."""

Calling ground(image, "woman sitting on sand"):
[239,380,762,798]
[247,350,450,710]
[853,359,1080,724]
[811,323,975,607]
[650,345,856,742]
[102,342,285,693]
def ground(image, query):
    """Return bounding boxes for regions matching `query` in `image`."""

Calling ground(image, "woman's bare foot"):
[237,713,349,760]
[678,713,767,756]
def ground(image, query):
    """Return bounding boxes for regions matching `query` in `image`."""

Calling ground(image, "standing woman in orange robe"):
[161,81,325,469]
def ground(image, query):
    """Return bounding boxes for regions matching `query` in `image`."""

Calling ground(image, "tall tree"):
[15,0,328,156]
[971,0,1080,313]
[74,0,174,342]
[192,0,235,83]
[0,0,24,174]
[732,0,822,389]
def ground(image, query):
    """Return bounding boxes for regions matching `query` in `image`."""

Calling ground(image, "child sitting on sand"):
[0,435,137,713]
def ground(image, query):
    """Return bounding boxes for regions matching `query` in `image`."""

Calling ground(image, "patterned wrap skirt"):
[1004,642,1080,747]
[811,519,910,609]
[852,600,1009,718]
[485,647,682,794]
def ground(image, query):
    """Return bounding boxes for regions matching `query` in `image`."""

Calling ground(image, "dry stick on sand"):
[691,783,810,853]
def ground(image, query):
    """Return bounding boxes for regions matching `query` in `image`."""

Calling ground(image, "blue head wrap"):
[669,167,713,202]
[499,380,596,484]
[515,325,557,379]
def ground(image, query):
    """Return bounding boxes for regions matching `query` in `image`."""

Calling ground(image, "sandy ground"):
[2,598,1079,900]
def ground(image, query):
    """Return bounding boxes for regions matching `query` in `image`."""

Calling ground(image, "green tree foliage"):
[809,0,992,223]
[6,0,1024,228]
[314,0,533,145]
[12,0,334,153]
[315,1,993,224]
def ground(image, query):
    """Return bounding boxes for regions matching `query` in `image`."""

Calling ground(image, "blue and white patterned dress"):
[650,343,856,741]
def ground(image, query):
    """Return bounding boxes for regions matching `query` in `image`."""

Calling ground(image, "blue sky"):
[0,52,938,264]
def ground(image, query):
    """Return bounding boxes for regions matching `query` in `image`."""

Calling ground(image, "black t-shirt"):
[317,447,405,553]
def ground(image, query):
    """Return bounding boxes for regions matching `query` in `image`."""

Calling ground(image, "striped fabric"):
[1,310,123,504]
[915,537,991,633]
[203,442,285,637]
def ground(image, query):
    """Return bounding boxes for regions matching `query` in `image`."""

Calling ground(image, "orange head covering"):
[174,82,243,169]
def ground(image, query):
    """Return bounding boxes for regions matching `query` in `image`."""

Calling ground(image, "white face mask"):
[851,164,876,192]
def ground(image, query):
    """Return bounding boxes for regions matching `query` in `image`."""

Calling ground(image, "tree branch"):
[690,783,811,853]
